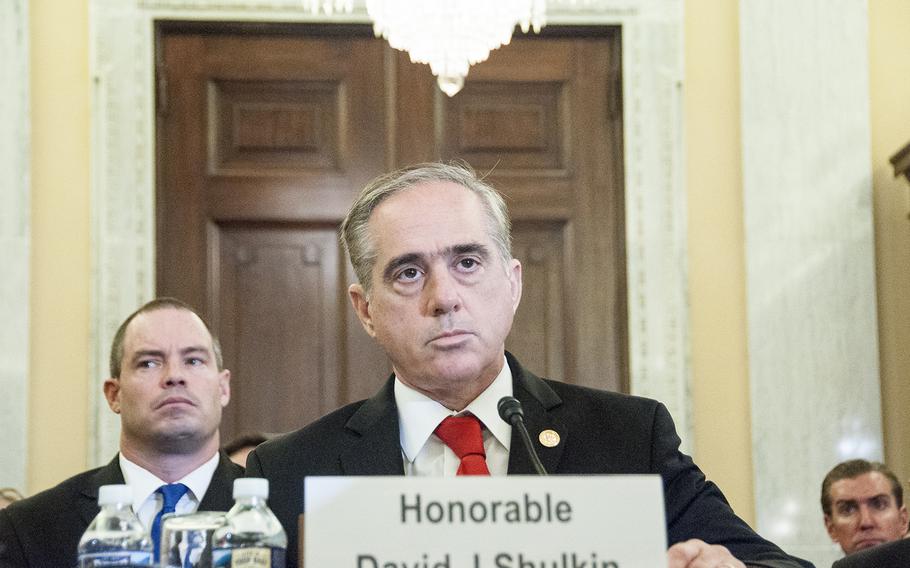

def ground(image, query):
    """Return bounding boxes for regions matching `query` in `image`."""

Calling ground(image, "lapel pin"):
[538,429,560,448]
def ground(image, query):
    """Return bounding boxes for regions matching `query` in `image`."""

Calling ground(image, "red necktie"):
[434,415,491,476]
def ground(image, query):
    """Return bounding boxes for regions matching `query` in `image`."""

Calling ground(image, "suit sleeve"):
[0,507,29,567]
[652,403,815,568]
[830,538,909,568]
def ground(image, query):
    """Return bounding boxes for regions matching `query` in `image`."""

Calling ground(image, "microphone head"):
[497,396,524,425]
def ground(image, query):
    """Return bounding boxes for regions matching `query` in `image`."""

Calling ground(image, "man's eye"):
[457,258,479,270]
[187,357,204,366]
[138,360,158,369]
[396,267,422,282]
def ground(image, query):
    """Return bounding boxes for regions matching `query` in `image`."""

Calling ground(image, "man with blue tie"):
[0,298,243,566]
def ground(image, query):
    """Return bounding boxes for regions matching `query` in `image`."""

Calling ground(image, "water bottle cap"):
[98,484,133,505]
[234,477,269,499]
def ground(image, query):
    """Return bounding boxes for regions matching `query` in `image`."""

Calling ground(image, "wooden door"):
[156,23,626,441]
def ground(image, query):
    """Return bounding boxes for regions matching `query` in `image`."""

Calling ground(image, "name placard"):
[304,476,666,568]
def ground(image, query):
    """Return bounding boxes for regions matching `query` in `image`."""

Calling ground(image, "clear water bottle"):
[77,484,153,567]
[211,478,287,567]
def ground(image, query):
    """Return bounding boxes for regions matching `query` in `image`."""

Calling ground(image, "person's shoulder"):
[252,399,370,461]
[1,464,105,523]
[539,376,661,414]
[833,539,910,568]
[510,353,661,415]
[218,452,244,478]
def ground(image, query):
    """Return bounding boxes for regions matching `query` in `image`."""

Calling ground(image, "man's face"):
[349,181,522,408]
[104,307,230,455]
[825,471,909,555]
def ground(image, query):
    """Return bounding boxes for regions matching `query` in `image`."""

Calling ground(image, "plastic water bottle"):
[77,484,153,567]
[211,478,287,567]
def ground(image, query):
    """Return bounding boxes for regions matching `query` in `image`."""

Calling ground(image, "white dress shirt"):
[118,452,220,529]
[395,355,513,476]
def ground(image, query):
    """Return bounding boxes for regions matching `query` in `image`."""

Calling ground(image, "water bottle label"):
[78,551,153,566]
[212,547,286,567]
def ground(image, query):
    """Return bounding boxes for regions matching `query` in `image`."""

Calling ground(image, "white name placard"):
[305,476,666,568]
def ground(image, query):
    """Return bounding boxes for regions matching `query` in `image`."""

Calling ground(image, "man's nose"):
[162,360,187,387]
[425,269,461,315]
[858,505,876,528]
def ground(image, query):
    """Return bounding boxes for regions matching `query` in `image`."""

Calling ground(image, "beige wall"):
[28,0,91,492]
[684,0,754,522]
[870,0,910,487]
[23,2,910,520]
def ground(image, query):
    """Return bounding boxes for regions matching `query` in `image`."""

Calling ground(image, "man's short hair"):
[109,297,223,377]
[821,459,904,516]
[340,161,513,294]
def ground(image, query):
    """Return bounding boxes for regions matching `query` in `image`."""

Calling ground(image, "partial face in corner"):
[348,181,522,406]
[104,307,230,455]
[825,471,909,555]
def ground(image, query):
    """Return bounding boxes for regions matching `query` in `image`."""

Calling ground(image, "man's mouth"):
[155,396,195,409]
[854,538,884,550]
[428,329,473,346]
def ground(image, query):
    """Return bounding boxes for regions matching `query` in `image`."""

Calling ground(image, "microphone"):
[497,396,548,476]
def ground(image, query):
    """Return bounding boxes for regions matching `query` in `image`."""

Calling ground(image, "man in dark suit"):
[831,537,910,568]
[246,162,813,568]
[0,298,243,567]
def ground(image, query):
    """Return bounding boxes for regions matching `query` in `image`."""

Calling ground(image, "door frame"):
[87,0,689,466]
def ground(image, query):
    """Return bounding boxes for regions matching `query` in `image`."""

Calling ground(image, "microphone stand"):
[497,396,548,476]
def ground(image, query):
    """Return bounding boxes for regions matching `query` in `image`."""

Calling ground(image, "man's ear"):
[349,283,376,338]
[103,378,122,413]
[899,504,909,533]
[508,258,522,312]
[219,369,231,407]
[824,514,837,541]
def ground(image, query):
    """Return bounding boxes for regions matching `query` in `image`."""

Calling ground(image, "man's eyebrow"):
[864,493,892,502]
[180,346,210,358]
[382,252,423,282]
[451,242,491,258]
[130,347,209,361]
[381,243,493,282]
[131,349,164,362]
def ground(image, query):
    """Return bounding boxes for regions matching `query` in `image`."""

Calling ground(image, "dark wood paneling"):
[209,80,341,173]
[442,82,565,170]
[508,222,567,379]
[216,225,342,434]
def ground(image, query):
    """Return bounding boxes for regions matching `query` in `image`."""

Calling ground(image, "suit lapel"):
[199,453,242,511]
[339,377,406,475]
[505,354,567,475]
[78,455,125,526]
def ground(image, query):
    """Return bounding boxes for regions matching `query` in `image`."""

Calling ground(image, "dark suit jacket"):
[0,452,242,568]
[831,539,910,568]
[246,353,814,568]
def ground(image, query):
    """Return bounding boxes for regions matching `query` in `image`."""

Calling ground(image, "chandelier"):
[304,0,548,96]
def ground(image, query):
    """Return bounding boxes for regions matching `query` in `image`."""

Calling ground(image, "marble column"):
[740,1,882,566]
[0,0,31,492]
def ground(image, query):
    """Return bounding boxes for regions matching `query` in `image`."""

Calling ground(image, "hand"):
[667,539,746,568]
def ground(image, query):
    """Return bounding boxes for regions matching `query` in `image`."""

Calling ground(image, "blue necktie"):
[184,541,197,568]
[151,483,189,562]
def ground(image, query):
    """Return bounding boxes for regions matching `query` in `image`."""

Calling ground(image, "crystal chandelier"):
[304,0,548,97]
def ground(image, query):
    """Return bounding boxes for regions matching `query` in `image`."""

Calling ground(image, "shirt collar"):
[395,355,513,462]
[119,451,220,510]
